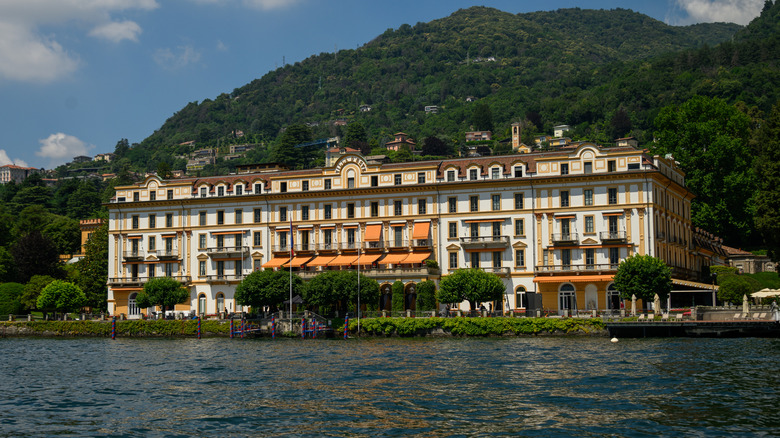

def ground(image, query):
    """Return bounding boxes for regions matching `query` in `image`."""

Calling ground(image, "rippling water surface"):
[1,336,778,437]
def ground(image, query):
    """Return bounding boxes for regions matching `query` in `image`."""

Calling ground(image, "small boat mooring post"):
[301,317,306,339]
[272,314,276,339]
[111,316,116,340]
[230,319,234,339]
[344,315,348,339]
[197,316,201,339]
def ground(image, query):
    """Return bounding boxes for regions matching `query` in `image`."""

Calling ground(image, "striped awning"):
[378,253,409,265]
[355,253,382,267]
[262,257,288,268]
[412,222,430,239]
[364,224,382,242]
[330,255,358,266]
[306,255,336,267]
[284,255,313,268]
[402,252,431,264]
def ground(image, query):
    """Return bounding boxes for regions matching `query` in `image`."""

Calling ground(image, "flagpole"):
[357,224,361,337]
[289,214,293,329]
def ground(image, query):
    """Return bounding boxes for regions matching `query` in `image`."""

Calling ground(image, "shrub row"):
[351,317,606,336]
[0,320,230,337]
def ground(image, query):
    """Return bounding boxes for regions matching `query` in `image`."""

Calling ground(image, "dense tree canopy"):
[37,280,86,315]
[437,268,505,310]
[135,277,190,315]
[612,255,672,303]
[235,269,302,311]
[652,96,756,247]
[753,102,780,259]
[302,270,378,314]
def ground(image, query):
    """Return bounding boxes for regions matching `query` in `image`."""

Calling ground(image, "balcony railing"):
[314,243,337,251]
[480,266,511,276]
[385,239,409,249]
[363,240,385,250]
[108,275,191,286]
[656,231,666,241]
[413,239,432,248]
[205,274,245,283]
[535,263,619,274]
[459,235,510,249]
[207,246,249,258]
[551,233,579,244]
[599,231,627,242]
[295,266,440,279]
[149,249,179,259]
[123,251,144,260]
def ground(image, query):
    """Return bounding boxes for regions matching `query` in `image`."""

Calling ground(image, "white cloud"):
[0,149,28,167]
[216,40,228,51]
[0,21,79,82]
[0,0,158,83]
[153,46,202,71]
[242,0,300,10]
[35,133,93,167]
[89,20,142,43]
[185,0,299,9]
[670,0,764,25]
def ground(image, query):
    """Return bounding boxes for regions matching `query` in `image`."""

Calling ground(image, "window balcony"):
[363,240,385,250]
[599,231,627,243]
[207,246,249,258]
[108,275,191,287]
[412,239,432,249]
[385,239,409,250]
[314,243,337,252]
[123,250,144,261]
[205,274,245,284]
[459,235,509,250]
[534,263,619,274]
[481,267,511,276]
[551,233,579,245]
[149,249,179,260]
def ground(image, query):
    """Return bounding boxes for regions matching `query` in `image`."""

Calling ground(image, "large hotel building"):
[106,136,725,318]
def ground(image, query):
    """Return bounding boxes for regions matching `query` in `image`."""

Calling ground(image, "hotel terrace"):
[106,140,725,318]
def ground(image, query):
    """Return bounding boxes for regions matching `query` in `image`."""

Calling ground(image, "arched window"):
[128,293,140,316]
[216,293,225,313]
[198,294,207,315]
[515,286,527,309]
[558,283,576,314]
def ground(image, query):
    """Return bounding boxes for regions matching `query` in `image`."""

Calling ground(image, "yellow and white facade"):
[106,142,722,318]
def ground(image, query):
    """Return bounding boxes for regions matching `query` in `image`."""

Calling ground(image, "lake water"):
[0,336,778,437]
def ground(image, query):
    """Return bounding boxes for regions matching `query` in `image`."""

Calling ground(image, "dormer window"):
[447,170,455,182]
[491,167,500,180]
[200,187,207,197]
[469,169,478,180]
[235,184,243,195]
[217,186,224,196]
[514,166,523,178]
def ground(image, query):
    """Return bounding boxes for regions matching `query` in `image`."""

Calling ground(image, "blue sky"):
[0,0,764,170]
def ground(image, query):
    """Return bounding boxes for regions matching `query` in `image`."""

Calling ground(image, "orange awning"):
[534,275,614,283]
[378,253,409,265]
[211,230,244,235]
[262,257,288,268]
[402,252,431,264]
[464,218,505,223]
[602,212,624,217]
[306,256,335,267]
[412,222,430,239]
[364,224,382,242]
[284,255,313,267]
[330,255,358,266]
[555,215,576,219]
[127,235,142,240]
[355,253,382,267]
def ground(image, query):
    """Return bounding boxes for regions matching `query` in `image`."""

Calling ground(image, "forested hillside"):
[129,6,741,164]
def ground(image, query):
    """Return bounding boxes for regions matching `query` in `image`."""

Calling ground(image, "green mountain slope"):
[136,6,742,157]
